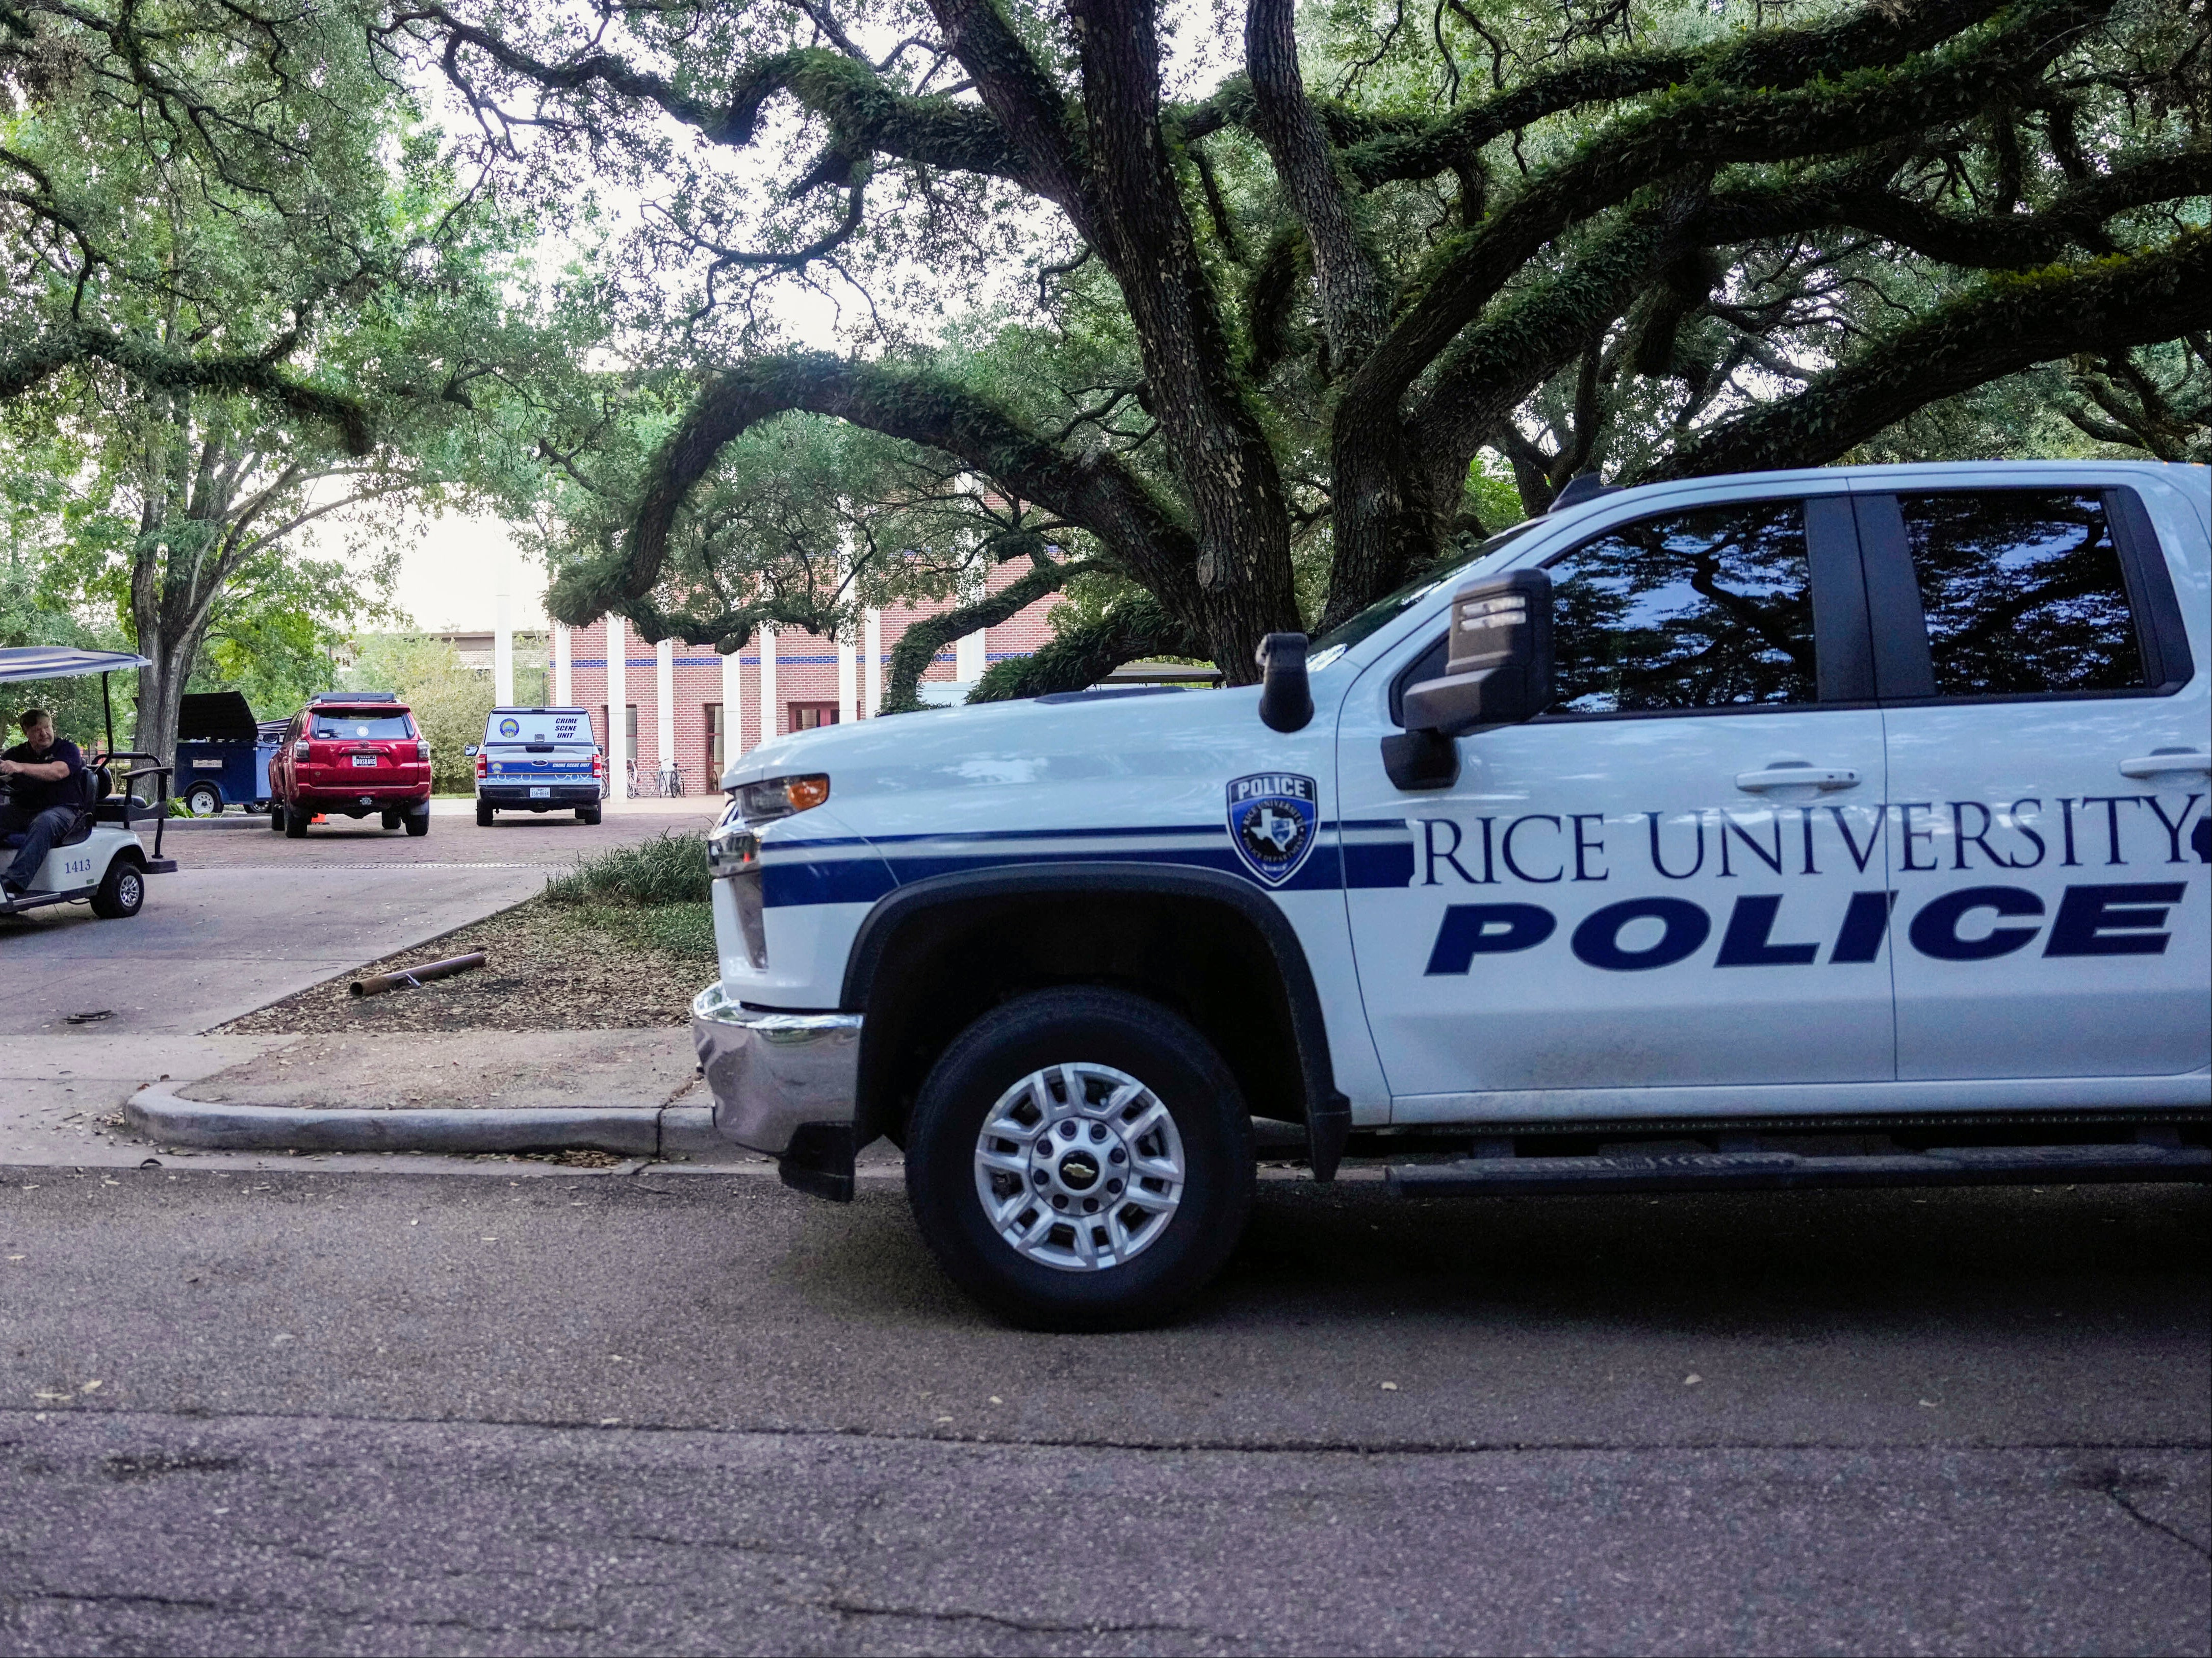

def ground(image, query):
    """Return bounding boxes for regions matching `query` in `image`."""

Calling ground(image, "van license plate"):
[529,786,551,798]
[351,755,376,767]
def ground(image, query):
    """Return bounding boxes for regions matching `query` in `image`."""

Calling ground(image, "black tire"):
[576,805,601,825]
[284,805,308,838]
[268,804,286,833]
[905,987,1254,1332]
[381,809,403,831]
[90,856,144,919]
[405,810,431,838]
[183,782,222,817]
[475,801,494,827]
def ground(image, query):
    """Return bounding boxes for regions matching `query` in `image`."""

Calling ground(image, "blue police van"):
[469,707,605,825]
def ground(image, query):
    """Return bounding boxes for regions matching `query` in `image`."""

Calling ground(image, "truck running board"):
[1385,1141,2212,1197]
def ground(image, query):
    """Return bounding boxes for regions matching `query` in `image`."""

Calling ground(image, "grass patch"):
[544,830,711,908]
[541,830,717,965]
[568,899,717,961]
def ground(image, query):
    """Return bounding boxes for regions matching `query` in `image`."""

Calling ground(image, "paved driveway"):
[0,805,716,1039]
[0,804,718,1162]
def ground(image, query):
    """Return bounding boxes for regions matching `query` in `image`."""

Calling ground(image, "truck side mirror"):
[1255,632,1313,733]
[1382,569,1555,791]
[465,745,478,758]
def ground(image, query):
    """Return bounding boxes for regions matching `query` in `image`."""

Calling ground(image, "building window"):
[790,702,839,731]
[706,703,726,777]
[625,704,639,745]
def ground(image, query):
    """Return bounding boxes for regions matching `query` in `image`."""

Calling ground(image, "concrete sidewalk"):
[172,1030,699,1112]
[121,1028,760,1163]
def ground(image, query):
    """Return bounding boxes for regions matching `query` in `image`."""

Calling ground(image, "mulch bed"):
[220,898,713,1035]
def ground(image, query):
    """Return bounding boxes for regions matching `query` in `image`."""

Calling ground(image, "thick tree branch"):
[1357,0,2112,422]
[1317,0,2017,188]
[1689,145,2212,268]
[583,353,1199,633]
[922,0,1094,226]
[1653,231,2212,478]
[401,6,1033,185]
[0,325,373,453]
[966,591,1202,702]
[880,551,1099,712]
[1245,0,1387,369]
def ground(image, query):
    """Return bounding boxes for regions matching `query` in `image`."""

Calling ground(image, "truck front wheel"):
[905,987,1254,1332]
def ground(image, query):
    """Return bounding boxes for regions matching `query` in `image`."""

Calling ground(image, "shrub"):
[544,831,711,908]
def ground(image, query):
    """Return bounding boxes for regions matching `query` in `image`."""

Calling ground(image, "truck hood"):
[730,681,1345,866]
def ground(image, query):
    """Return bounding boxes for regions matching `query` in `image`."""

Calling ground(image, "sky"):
[386,513,549,633]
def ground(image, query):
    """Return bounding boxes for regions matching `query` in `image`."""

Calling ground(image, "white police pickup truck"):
[693,461,2211,1329]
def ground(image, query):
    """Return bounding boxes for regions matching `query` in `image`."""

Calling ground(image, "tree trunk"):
[1068,0,1302,679]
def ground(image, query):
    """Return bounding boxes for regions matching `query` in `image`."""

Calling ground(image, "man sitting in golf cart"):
[0,707,84,901]
[0,645,175,922]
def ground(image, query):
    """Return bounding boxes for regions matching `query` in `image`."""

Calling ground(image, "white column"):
[605,614,628,802]
[721,643,744,773]
[759,626,779,744]
[655,637,676,785]
[552,623,572,706]
[837,628,857,726]
[493,585,515,706]
[956,625,986,685]
[863,609,883,717]
[955,558,987,684]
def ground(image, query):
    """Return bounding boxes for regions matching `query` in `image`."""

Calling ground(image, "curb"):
[123,1086,747,1161]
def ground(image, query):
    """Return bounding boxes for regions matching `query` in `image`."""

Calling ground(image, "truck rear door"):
[1862,480,2209,1081]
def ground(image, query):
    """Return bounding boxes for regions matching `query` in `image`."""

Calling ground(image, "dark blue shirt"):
[4,736,84,814]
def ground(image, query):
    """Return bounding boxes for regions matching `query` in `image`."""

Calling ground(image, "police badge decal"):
[1226,773,1320,887]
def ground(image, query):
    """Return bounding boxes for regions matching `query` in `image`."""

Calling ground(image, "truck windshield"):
[1306,520,1540,661]
[483,710,596,744]
[313,713,413,739]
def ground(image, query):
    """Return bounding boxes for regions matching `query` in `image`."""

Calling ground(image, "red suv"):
[270,694,432,837]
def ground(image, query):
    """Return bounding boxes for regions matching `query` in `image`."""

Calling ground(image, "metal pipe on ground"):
[350,952,487,998]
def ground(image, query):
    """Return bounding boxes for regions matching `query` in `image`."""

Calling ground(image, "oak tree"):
[397,0,2211,688]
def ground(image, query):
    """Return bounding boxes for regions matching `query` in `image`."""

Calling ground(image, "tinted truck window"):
[1901,492,2146,697]
[312,713,413,739]
[1547,500,1816,714]
[486,710,595,744]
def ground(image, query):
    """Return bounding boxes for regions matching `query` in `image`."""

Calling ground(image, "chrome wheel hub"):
[972,1062,1185,1272]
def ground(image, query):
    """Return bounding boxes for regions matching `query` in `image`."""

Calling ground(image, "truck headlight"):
[733,773,828,823]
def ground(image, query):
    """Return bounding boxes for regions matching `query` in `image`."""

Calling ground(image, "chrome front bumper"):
[690,981,862,1158]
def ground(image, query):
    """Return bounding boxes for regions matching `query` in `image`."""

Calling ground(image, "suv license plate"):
[351,755,377,767]
[529,786,551,798]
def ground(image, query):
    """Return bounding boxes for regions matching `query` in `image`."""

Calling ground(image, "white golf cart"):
[1,647,176,922]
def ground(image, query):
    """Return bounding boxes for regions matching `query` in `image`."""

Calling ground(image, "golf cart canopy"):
[0,646,151,684]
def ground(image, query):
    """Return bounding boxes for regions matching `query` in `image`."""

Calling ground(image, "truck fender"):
[839,862,1352,1181]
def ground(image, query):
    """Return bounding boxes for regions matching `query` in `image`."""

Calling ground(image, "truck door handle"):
[2119,750,2211,779]
[1734,765,1861,793]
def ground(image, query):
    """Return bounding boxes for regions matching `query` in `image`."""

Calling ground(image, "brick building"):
[556,564,1062,798]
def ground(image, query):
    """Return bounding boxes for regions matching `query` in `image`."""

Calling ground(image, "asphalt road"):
[4,1167,2205,1654]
